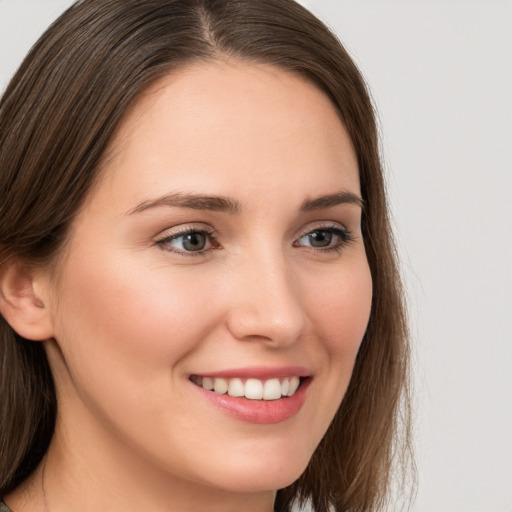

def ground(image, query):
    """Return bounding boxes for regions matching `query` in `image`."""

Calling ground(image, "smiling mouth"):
[189,375,305,400]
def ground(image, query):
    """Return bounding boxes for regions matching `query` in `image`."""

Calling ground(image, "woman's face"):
[43,62,372,495]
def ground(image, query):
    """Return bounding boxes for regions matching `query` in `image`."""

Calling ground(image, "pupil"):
[183,233,206,251]
[309,230,332,247]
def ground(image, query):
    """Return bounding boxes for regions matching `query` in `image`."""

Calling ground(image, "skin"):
[5,61,372,512]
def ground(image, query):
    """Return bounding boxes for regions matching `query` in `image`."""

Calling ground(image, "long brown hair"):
[0,1,413,510]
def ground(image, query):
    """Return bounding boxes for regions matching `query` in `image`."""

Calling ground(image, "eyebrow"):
[127,189,363,216]
[299,191,364,212]
[127,192,242,215]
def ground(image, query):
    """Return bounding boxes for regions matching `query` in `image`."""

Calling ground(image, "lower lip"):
[193,378,311,424]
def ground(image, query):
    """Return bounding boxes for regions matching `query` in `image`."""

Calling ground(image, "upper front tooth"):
[228,378,244,397]
[198,376,303,399]
[244,378,263,399]
[263,378,282,400]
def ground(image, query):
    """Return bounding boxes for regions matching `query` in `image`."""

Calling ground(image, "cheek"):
[284,257,372,456]
[52,252,220,378]
[307,259,373,361]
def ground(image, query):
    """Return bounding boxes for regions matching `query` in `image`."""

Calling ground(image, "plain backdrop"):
[1,1,511,511]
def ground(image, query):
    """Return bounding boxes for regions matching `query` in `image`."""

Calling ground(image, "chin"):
[211,468,306,494]
[197,443,313,493]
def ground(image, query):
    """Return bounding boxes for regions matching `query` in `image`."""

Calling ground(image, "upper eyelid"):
[155,224,215,240]
[155,221,350,239]
[296,222,349,238]
[156,222,347,239]
[150,216,358,245]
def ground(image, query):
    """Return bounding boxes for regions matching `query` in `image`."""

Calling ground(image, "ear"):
[0,261,54,341]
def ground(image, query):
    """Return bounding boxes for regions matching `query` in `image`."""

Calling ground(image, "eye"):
[156,228,218,255]
[294,225,353,252]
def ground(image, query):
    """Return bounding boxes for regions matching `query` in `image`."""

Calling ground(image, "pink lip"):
[191,371,312,425]
[193,365,312,380]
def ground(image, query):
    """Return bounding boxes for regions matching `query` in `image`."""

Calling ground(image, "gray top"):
[0,501,12,512]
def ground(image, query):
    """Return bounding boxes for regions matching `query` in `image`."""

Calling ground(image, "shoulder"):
[0,501,13,512]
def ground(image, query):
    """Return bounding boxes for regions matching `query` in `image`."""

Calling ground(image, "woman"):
[0,1,412,511]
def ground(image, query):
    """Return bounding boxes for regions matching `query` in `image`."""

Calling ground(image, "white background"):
[1,1,511,511]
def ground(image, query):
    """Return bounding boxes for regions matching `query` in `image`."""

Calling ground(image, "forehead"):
[92,60,360,210]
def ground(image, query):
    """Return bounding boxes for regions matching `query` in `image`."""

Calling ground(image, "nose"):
[225,250,307,347]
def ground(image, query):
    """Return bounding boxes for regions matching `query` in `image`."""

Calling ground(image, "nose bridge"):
[226,244,306,345]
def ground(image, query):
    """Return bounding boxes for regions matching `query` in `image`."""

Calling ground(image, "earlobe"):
[0,261,54,341]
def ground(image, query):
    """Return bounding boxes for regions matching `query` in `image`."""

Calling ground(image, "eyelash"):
[156,226,218,257]
[294,224,354,254]
[156,224,354,257]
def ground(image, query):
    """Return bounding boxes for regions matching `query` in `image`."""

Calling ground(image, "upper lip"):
[191,366,312,380]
